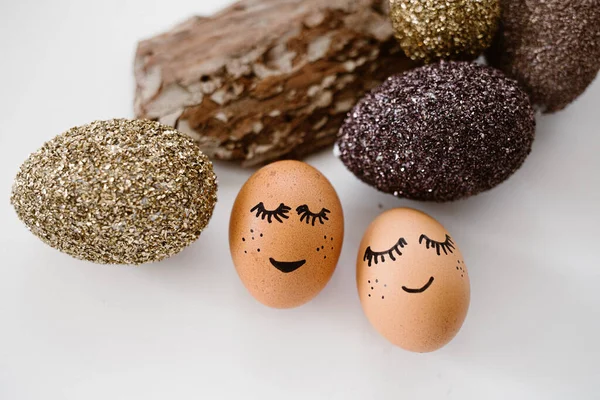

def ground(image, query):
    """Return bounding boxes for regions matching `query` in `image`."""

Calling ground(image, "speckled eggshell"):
[230,160,344,309]
[357,208,470,352]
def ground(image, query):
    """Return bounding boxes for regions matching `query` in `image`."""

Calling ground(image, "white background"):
[1,1,599,398]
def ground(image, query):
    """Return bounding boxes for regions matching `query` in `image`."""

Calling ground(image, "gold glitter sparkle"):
[10,119,218,265]
[389,0,500,62]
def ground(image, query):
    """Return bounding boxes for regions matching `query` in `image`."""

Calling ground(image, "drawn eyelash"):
[250,202,290,223]
[296,205,330,226]
[363,238,408,267]
[419,234,455,256]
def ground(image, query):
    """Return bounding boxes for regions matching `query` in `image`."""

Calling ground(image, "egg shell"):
[390,0,500,62]
[10,119,217,265]
[229,160,344,309]
[357,208,470,352]
[486,0,600,112]
[336,61,535,202]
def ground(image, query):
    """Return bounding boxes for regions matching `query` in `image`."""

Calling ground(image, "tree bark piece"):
[134,0,415,166]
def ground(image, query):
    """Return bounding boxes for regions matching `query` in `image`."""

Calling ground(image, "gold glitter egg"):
[10,119,218,265]
[389,0,500,62]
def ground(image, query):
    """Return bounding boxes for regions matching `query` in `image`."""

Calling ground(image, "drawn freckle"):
[244,251,247,253]
[456,266,459,269]
[368,280,371,283]
[376,279,378,283]
[321,246,324,249]
[257,248,260,252]
[381,296,384,299]
[260,233,263,237]
[371,287,373,290]
[324,256,327,259]
[368,294,371,297]
[242,238,245,241]
[324,235,327,239]
[331,247,333,250]
[252,237,254,240]
[250,229,253,233]
[384,284,387,287]
[316,248,320,251]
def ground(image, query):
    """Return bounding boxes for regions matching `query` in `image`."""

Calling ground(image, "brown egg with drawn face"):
[230,161,344,309]
[357,208,470,352]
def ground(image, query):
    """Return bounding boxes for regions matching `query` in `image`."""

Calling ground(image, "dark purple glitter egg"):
[486,0,600,113]
[336,61,535,202]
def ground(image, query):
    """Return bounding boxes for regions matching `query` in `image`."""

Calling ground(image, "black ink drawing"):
[250,202,291,223]
[363,237,408,267]
[246,202,337,273]
[296,205,330,226]
[402,276,434,293]
[419,234,455,256]
[367,277,387,300]
[269,258,306,273]
[457,260,465,278]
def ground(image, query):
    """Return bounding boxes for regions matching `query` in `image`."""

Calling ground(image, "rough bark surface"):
[134,0,415,166]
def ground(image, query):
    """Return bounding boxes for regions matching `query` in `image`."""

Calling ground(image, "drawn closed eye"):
[419,234,455,256]
[296,205,330,226]
[250,202,290,223]
[363,238,408,267]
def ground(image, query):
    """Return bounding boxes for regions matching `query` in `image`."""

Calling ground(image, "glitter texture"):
[11,119,218,265]
[336,61,535,202]
[486,0,600,113]
[389,0,500,62]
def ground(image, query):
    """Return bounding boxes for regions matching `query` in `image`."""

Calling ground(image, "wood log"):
[134,0,415,166]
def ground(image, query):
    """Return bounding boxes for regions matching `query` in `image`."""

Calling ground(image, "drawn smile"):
[269,257,306,273]
[402,276,434,293]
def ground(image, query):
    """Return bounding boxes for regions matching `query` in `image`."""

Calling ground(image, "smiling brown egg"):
[229,161,344,308]
[357,208,470,352]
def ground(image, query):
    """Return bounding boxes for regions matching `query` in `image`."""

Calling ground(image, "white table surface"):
[1,1,599,398]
